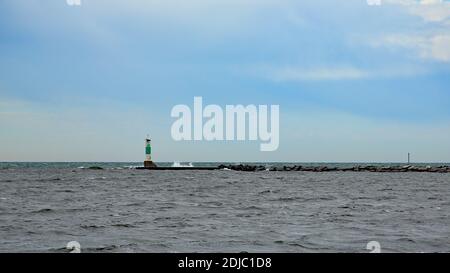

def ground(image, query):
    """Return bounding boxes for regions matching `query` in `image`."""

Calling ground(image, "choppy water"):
[0,163,449,253]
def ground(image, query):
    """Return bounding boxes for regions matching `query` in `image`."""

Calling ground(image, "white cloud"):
[253,65,427,82]
[429,35,450,61]
[365,0,450,62]
[408,2,450,22]
[267,67,369,81]
[374,33,450,62]
[381,0,450,22]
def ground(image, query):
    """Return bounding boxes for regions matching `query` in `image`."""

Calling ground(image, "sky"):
[0,0,450,162]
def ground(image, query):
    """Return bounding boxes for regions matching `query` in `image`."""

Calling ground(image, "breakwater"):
[136,166,219,170]
[217,164,450,173]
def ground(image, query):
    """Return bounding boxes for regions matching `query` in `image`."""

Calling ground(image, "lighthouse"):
[144,136,157,168]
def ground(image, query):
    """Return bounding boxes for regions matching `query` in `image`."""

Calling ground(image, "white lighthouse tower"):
[144,136,157,168]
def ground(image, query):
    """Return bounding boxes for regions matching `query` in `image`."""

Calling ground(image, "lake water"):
[0,162,449,252]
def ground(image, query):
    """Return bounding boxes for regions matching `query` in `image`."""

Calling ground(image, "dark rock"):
[218,164,450,173]
[144,161,157,168]
[429,168,440,173]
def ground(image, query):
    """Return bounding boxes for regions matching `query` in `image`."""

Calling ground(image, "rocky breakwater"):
[217,164,450,173]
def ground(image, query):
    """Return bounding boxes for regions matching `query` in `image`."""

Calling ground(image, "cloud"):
[266,66,369,81]
[429,35,450,61]
[373,33,450,62]
[363,0,450,62]
[253,65,427,82]
[380,0,450,22]
[408,2,450,22]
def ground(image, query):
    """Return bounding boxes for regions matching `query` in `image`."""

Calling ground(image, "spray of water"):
[172,162,194,167]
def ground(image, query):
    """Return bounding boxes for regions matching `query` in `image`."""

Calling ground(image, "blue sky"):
[1,0,450,162]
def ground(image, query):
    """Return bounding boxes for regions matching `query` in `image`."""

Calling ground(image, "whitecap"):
[172,162,194,167]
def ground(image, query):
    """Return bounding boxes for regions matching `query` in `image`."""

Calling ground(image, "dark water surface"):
[1,163,449,253]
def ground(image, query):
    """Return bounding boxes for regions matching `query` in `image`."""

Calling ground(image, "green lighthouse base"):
[144,160,157,168]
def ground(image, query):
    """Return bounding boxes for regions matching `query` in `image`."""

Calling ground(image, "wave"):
[171,162,194,167]
[123,165,143,169]
[32,208,53,213]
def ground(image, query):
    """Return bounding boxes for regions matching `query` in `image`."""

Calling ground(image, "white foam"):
[172,162,194,167]
[124,165,142,169]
